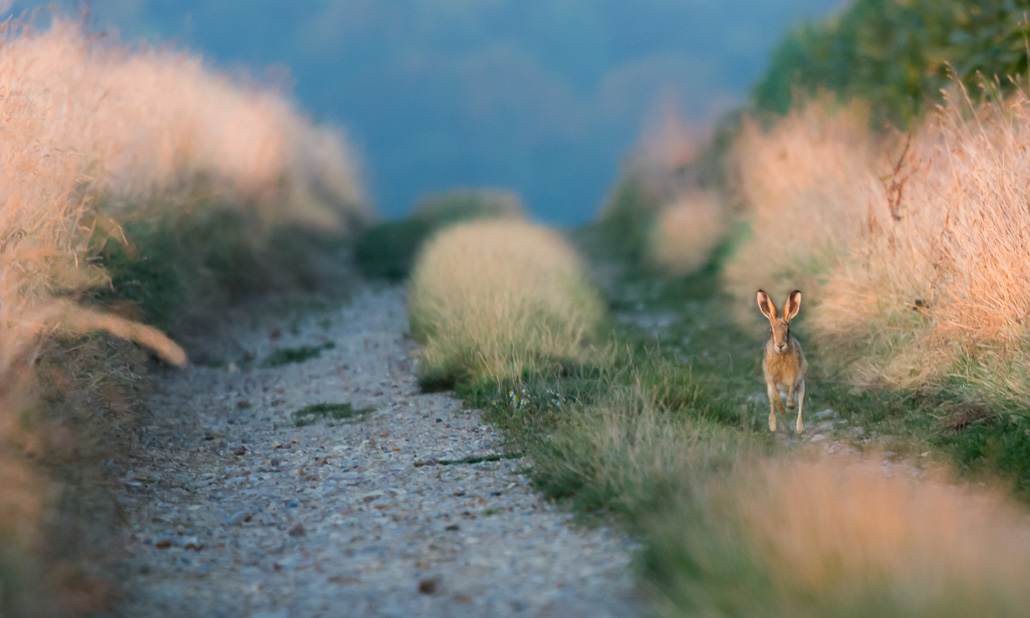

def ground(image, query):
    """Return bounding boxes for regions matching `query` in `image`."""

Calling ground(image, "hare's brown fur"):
[757,289,808,433]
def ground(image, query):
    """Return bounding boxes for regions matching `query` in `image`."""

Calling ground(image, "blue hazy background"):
[27,1,841,223]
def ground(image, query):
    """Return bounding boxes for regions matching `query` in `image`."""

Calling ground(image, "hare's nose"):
[776,343,786,351]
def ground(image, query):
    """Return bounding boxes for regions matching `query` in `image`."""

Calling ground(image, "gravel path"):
[114,285,642,617]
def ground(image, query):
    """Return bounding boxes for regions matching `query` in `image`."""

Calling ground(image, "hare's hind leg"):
[795,378,806,433]
[766,382,783,431]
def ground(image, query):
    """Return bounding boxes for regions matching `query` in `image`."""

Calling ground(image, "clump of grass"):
[408,219,606,389]
[293,403,373,427]
[262,342,335,368]
[644,455,1030,617]
[529,386,754,517]
[412,189,524,222]
[647,191,727,276]
[593,177,663,265]
[355,189,524,281]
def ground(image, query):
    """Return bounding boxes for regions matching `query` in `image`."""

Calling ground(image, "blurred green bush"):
[754,0,1030,125]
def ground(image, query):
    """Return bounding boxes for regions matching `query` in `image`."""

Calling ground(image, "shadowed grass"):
[293,403,373,427]
[262,342,335,368]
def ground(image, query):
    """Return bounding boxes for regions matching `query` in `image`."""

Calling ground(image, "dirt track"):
[113,284,642,617]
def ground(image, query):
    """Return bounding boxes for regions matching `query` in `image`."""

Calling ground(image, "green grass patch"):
[292,402,373,427]
[89,197,334,336]
[592,177,661,267]
[262,341,335,368]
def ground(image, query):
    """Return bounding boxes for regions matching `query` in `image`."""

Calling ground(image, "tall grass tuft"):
[0,17,368,357]
[408,219,606,388]
[645,454,1030,617]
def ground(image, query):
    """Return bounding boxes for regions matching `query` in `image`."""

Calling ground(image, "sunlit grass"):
[408,218,606,389]
[730,90,1030,408]
[643,453,1030,618]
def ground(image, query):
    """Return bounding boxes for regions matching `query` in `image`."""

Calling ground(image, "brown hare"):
[757,289,808,433]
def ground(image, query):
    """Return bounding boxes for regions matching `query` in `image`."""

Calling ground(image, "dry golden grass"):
[0,17,367,613]
[641,448,1030,617]
[815,90,1030,390]
[0,18,367,364]
[627,106,702,185]
[725,98,882,300]
[729,90,1030,396]
[736,455,1030,616]
[647,191,726,276]
[408,219,606,386]
[4,20,366,224]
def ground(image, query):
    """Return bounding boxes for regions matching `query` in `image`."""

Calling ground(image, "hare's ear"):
[757,289,777,321]
[783,290,802,322]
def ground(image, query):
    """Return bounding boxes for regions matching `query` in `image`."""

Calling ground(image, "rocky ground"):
[113,285,642,618]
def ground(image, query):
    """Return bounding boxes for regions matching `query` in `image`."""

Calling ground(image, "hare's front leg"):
[795,378,806,433]
[766,381,782,431]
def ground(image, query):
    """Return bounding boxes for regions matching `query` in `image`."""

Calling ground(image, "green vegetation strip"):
[91,202,330,336]
[412,452,523,467]
[263,341,335,368]
[292,402,373,427]
[754,0,1030,125]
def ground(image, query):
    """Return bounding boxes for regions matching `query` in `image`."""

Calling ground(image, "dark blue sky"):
[28,1,842,223]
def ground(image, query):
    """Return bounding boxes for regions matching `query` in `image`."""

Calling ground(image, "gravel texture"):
[114,285,642,617]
